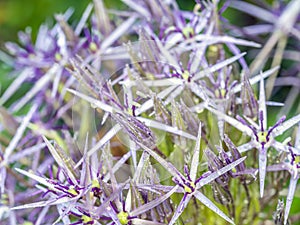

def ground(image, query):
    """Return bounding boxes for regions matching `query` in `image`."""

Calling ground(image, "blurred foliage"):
[0,0,90,44]
[0,0,194,45]
[0,0,195,100]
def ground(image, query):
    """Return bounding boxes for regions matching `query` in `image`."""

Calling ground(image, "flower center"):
[182,27,194,39]
[293,156,300,167]
[257,131,268,144]
[91,179,100,189]
[184,181,196,194]
[89,42,98,52]
[54,52,62,62]
[28,53,35,59]
[181,70,190,81]
[117,211,129,225]
[81,215,94,224]
[294,155,300,165]
[215,88,227,99]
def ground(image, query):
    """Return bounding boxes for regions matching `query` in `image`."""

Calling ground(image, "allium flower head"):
[267,124,300,224]
[206,75,300,197]
[1,0,300,224]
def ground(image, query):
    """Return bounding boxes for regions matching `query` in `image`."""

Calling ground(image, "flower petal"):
[194,191,234,224]
[197,156,246,188]
[168,194,192,225]
[284,178,299,225]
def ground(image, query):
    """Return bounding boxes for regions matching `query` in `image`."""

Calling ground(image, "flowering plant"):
[0,0,300,224]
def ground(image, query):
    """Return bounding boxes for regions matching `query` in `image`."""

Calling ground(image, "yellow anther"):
[184,181,196,194]
[82,215,93,224]
[182,27,194,38]
[89,42,98,52]
[92,179,100,189]
[182,70,190,81]
[67,187,78,196]
[28,53,35,59]
[54,52,62,61]
[257,131,268,143]
[208,45,218,53]
[22,222,34,225]
[215,88,226,98]
[117,211,129,225]
[294,156,300,165]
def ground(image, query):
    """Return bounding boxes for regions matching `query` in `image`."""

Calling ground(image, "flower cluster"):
[0,0,300,225]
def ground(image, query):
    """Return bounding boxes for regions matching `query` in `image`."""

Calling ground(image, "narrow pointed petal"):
[295,123,300,148]
[75,124,122,168]
[42,136,77,185]
[75,3,93,34]
[122,78,182,87]
[258,148,267,198]
[131,185,179,217]
[137,184,176,193]
[14,168,56,190]
[11,196,77,210]
[205,106,253,136]
[3,104,37,160]
[194,191,234,224]
[67,89,118,113]
[11,65,59,112]
[272,114,300,137]
[272,141,298,153]
[138,142,181,179]
[0,69,32,106]
[95,183,128,215]
[154,36,180,69]
[165,85,185,105]
[93,0,111,34]
[229,1,275,23]
[137,117,197,140]
[233,66,280,93]
[136,85,178,115]
[267,163,287,172]
[284,178,298,225]
[103,151,132,182]
[132,219,165,225]
[168,194,192,225]
[193,35,261,47]
[101,16,137,51]
[197,156,246,188]
[190,122,202,181]
[266,101,284,107]
[8,143,47,164]
[192,53,246,81]
[259,75,267,130]
[237,142,254,153]
[11,200,58,210]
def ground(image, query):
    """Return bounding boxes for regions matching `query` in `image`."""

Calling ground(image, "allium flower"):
[223,134,258,179]
[12,137,86,210]
[267,124,300,225]
[1,0,300,224]
[138,124,246,224]
[0,104,37,193]
[67,207,97,225]
[204,135,258,218]
[161,1,214,46]
[206,76,300,197]
[99,192,174,225]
